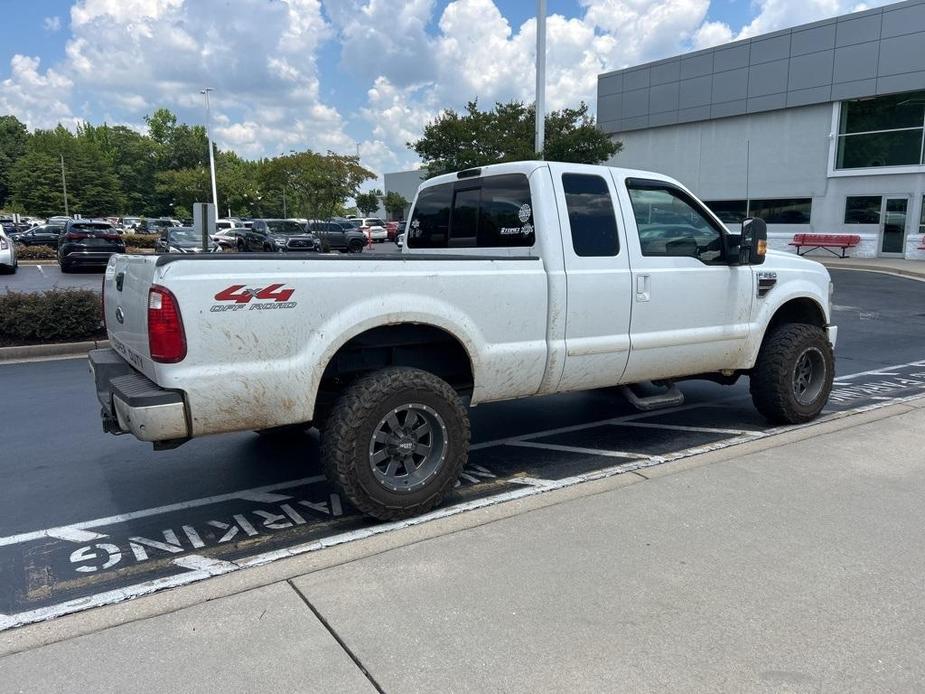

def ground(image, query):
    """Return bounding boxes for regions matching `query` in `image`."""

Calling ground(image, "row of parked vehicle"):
[0,213,407,274]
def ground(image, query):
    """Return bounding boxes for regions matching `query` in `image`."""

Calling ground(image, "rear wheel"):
[750,323,834,424]
[321,367,469,520]
[59,261,72,273]
[348,239,363,253]
[236,239,246,252]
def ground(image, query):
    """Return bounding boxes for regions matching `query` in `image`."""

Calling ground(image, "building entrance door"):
[880,197,909,256]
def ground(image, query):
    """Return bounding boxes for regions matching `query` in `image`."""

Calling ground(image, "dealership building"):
[596,0,925,259]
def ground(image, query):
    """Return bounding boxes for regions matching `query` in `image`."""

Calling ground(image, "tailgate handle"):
[116,272,125,291]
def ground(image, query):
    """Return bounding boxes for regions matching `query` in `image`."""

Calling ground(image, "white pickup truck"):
[91,161,836,519]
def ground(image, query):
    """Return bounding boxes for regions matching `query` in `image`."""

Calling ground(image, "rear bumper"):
[62,251,121,265]
[89,348,189,442]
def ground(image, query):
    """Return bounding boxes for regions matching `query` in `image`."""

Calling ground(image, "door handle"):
[636,274,650,302]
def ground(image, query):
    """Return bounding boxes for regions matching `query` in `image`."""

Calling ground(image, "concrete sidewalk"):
[2,400,925,693]
[817,255,925,280]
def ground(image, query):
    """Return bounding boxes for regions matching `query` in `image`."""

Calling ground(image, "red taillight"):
[65,231,88,240]
[103,233,122,241]
[148,285,186,363]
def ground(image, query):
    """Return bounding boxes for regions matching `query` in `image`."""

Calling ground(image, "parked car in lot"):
[155,227,223,254]
[309,220,366,253]
[386,220,404,241]
[358,217,388,242]
[211,228,245,249]
[91,160,837,521]
[215,218,240,232]
[57,220,125,272]
[11,224,65,247]
[0,228,17,274]
[119,216,143,232]
[139,218,181,234]
[395,232,405,249]
[237,219,320,252]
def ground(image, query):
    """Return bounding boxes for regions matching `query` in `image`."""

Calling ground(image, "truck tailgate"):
[103,254,160,380]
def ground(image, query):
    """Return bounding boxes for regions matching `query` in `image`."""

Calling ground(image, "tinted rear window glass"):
[409,174,534,249]
[562,174,619,257]
[70,223,113,231]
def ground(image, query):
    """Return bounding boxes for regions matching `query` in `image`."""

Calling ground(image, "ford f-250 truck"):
[90,161,836,520]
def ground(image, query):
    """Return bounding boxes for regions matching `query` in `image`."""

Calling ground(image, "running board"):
[620,382,685,411]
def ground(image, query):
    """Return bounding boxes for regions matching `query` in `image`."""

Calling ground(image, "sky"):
[0,0,891,183]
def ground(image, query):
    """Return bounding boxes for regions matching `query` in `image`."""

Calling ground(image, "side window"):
[562,174,620,257]
[627,183,724,264]
[408,174,534,249]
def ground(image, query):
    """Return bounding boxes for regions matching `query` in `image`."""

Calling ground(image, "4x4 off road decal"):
[211,283,298,312]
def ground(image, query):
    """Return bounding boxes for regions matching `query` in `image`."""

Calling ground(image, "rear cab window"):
[408,173,534,249]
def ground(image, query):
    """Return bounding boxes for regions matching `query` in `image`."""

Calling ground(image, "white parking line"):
[833,360,925,381]
[608,421,760,436]
[0,475,325,548]
[173,555,239,575]
[46,528,108,543]
[507,440,653,460]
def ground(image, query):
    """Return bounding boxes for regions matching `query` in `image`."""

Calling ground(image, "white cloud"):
[692,20,734,49]
[0,55,75,130]
[43,16,63,33]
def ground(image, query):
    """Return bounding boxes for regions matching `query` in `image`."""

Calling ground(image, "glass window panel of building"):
[844,196,882,224]
[836,90,925,170]
[748,198,812,224]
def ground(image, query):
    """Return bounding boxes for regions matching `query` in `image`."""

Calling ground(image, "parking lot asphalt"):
[0,268,923,629]
[0,264,104,294]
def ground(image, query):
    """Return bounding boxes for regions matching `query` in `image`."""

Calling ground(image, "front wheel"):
[322,367,470,520]
[750,323,834,424]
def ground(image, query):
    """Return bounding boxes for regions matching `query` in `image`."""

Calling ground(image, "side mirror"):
[740,217,768,265]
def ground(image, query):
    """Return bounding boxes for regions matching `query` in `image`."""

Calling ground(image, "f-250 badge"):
[210,284,298,312]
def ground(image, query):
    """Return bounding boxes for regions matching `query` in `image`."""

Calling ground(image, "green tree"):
[383,190,410,220]
[355,188,382,216]
[410,100,621,177]
[11,125,123,217]
[80,123,159,214]
[0,115,29,209]
[260,151,375,219]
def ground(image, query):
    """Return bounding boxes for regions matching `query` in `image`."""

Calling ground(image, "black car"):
[237,219,320,252]
[309,220,366,253]
[155,227,222,254]
[57,220,125,272]
[12,224,65,248]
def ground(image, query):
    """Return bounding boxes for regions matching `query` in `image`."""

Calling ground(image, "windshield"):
[167,229,201,244]
[266,220,305,234]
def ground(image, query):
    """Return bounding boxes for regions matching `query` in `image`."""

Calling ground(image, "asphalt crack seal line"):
[1,360,923,632]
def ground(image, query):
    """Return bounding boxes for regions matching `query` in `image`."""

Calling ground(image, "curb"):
[0,339,109,362]
[819,260,925,282]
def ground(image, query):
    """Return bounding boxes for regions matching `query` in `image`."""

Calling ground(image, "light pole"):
[535,0,547,157]
[200,88,219,212]
[60,154,69,217]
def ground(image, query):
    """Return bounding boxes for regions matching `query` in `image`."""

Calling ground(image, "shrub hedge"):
[0,290,104,346]
[14,244,57,260]
[124,234,158,248]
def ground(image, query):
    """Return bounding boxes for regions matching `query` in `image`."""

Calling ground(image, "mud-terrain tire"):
[322,367,470,520]
[750,323,834,424]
